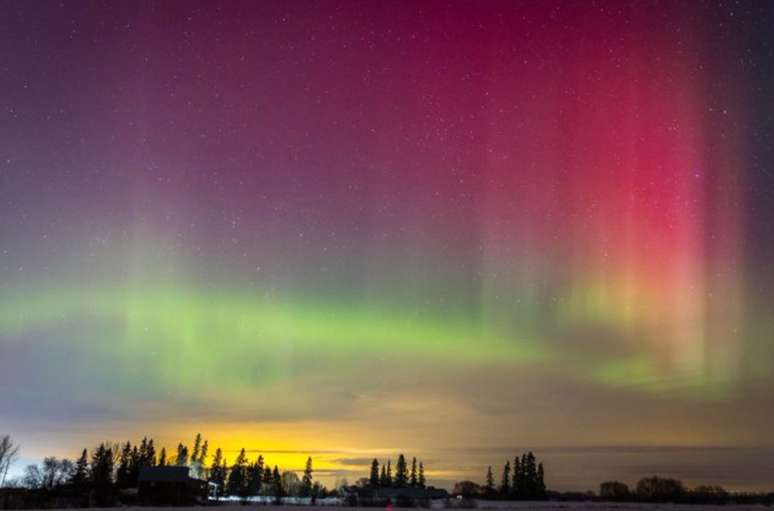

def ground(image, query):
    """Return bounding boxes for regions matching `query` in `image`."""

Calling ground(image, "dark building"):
[138,466,208,506]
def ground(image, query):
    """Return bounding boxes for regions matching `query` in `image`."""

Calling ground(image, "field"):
[19,505,768,511]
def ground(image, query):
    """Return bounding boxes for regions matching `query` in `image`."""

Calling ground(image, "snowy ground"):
[22,504,768,511]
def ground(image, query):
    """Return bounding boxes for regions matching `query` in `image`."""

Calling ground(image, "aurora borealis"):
[2,0,774,491]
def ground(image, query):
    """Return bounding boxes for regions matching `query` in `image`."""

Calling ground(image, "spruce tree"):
[227,448,247,496]
[208,448,225,495]
[379,464,387,487]
[199,441,209,467]
[263,463,274,495]
[272,466,283,501]
[301,456,313,497]
[485,466,495,497]
[512,456,521,497]
[386,460,393,487]
[247,456,264,496]
[410,457,418,487]
[369,459,380,487]
[418,462,426,489]
[145,439,156,467]
[500,461,511,495]
[395,454,408,488]
[537,462,546,498]
[115,442,132,489]
[175,443,188,466]
[525,452,537,498]
[158,447,167,467]
[90,443,114,500]
[191,434,202,465]
[128,445,140,486]
[69,449,89,489]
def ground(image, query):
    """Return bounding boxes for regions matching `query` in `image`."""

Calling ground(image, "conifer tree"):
[410,457,418,487]
[191,434,202,465]
[369,459,380,487]
[115,442,132,489]
[200,440,209,467]
[90,443,114,496]
[537,462,546,498]
[227,448,247,496]
[158,447,167,467]
[379,464,387,487]
[263,463,274,495]
[418,462,426,489]
[272,466,283,501]
[145,439,156,467]
[175,443,188,466]
[128,445,140,486]
[301,456,313,497]
[386,460,393,487]
[500,461,511,495]
[395,454,408,487]
[69,449,89,489]
[512,456,521,497]
[525,452,537,497]
[247,456,264,496]
[208,448,225,494]
[485,466,495,496]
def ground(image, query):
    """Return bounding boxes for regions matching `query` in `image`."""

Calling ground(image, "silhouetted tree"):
[69,449,89,490]
[247,455,264,496]
[262,463,274,495]
[199,440,209,467]
[385,460,393,487]
[500,461,511,495]
[115,442,132,489]
[127,445,140,486]
[600,481,630,500]
[23,465,43,489]
[536,462,546,497]
[410,457,418,487]
[208,448,225,496]
[158,447,167,467]
[227,448,247,496]
[41,457,70,489]
[418,461,426,488]
[512,456,521,496]
[636,476,684,502]
[0,435,21,487]
[369,459,380,487]
[90,443,115,505]
[379,464,387,487]
[191,434,202,465]
[395,455,408,488]
[300,456,313,497]
[485,466,495,496]
[272,466,283,502]
[175,443,188,466]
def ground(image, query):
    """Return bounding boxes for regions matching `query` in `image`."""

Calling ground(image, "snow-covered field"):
[23,505,767,511]
[469,503,768,511]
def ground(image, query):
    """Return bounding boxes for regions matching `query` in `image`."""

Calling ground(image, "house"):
[138,466,208,505]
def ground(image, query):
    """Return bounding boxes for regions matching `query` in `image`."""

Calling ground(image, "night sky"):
[1,0,774,491]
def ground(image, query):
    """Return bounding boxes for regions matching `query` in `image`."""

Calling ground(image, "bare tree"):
[0,435,21,487]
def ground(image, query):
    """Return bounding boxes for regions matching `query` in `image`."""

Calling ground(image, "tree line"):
[598,476,773,505]
[365,455,426,489]
[5,433,328,506]
[452,452,547,500]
